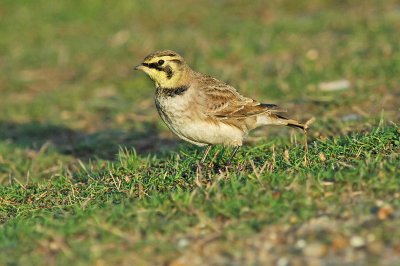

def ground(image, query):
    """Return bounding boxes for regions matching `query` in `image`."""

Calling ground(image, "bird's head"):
[135,50,189,88]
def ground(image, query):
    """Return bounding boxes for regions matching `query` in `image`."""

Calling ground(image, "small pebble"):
[295,239,307,249]
[350,236,365,248]
[276,257,290,266]
[319,80,350,91]
[177,238,190,248]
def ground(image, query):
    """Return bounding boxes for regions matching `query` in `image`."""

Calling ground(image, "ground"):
[0,1,399,265]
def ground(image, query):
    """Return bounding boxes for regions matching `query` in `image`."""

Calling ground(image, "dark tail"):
[275,114,308,132]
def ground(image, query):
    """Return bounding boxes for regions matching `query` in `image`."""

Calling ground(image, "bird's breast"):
[155,87,191,119]
[154,86,194,132]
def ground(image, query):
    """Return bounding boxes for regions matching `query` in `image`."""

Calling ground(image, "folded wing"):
[198,77,284,119]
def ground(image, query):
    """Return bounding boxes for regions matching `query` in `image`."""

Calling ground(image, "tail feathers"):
[275,114,308,132]
[256,112,311,132]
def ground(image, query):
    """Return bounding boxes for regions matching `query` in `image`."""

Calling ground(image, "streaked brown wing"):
[199,80,283,119]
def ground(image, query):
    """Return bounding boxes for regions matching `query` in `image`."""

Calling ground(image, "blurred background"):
[0,0,399,181]
[0,2,399,265]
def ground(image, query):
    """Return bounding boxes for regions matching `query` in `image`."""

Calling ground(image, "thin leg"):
[200,145,212,163]
[225,146,240,166]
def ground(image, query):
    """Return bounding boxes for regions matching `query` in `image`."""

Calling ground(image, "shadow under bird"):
[134,50,307,166]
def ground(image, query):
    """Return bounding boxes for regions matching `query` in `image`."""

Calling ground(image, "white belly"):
[174,120,244,146]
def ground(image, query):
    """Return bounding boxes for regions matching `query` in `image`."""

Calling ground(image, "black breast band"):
[157,86,189,97]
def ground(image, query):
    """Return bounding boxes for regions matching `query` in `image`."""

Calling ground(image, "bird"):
[134,50,307,166]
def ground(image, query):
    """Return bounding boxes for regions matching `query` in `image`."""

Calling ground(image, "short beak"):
[134,64,144,71]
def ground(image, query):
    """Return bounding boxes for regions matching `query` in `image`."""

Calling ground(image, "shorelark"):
[135,50,307,165]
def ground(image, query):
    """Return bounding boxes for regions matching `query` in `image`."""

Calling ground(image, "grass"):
[0,0,399,265]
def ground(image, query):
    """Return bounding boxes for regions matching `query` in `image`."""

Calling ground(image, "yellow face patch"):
[137,55,185,88]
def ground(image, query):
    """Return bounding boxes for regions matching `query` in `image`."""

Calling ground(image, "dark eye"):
[158,59,164,66]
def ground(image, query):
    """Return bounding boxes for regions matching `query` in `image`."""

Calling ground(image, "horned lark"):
[135,50,307,165]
